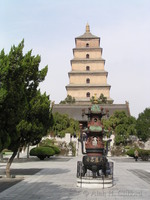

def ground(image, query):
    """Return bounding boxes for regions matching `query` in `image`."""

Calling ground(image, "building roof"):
[75,24,99,39]
[53,103,130,122]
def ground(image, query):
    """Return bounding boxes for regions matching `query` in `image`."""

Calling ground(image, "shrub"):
[30,146,55,160]
[126,148,150,161]
[2,149,13,154]
[43,145,61,155]
[138,149,150,161]
[39,138,60,154]
[126,148,136,158]
[124,146,131,150]
[50,145,60,154]
[39,139,60,155]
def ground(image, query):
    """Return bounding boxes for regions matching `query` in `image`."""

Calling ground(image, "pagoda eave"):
[75,34,100,39]
[68,71,108,76]
[71,59,105,64]
[73,48,103,53]
[66,84,111,89]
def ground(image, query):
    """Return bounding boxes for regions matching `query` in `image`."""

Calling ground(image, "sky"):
[0,0,150,118]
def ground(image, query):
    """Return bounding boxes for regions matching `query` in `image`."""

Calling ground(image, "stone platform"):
[77,176,113,188]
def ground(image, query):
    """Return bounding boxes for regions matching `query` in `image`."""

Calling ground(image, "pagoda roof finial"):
[76,24,99,39]
[86,23,90,33]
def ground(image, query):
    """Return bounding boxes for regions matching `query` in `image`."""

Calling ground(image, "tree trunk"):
[0,152,3,161]
[27,144,30,159]
[6,151,17,178]
[17,148,20,159]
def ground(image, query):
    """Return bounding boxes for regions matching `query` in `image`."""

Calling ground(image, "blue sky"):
[1,0,150,118]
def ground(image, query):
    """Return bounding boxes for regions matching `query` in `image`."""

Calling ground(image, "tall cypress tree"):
[0,40,53,177]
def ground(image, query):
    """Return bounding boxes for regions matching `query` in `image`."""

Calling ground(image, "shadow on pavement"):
[1,168,70,177]
[0,178,23,193]
[128,169,150,184]
[0,181,81,200]
[0,168,71,194]
[10,168,42,176]
[1,156,73,163]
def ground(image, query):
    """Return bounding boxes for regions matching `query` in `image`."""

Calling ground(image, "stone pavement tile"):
[0,156,150,200]
[0,178,23,193]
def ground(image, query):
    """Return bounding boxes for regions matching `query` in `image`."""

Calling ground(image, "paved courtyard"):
[0,155,150,200]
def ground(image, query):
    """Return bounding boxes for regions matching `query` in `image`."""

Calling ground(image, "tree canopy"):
[51,112,79,137]
[59,95,75,104]
[136,108,150,142]
[102,111,136,145]
[90,93,108,104]
[0,40,53,176]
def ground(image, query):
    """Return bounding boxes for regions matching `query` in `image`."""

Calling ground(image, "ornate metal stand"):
[77,101,114,188]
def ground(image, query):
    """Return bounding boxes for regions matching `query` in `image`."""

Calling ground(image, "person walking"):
[134,149,139,161]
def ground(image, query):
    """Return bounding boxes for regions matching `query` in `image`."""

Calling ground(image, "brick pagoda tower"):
[66,24,113,104]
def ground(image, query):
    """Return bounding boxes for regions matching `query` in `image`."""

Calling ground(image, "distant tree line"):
[59,94,113,104]
[102,108,150,145]
[51,112,79,138]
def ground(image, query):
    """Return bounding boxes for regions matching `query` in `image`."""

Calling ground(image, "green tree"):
[102,111,136,145]
[51,112,79,137]
[136,108,150,142]
[98,93,107,104]
[59,95,75,104]
[0,40,53,177]
[90,93,108,104]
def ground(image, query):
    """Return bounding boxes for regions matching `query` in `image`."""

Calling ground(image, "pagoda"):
[53,25,130,123]
[66,23,113,104]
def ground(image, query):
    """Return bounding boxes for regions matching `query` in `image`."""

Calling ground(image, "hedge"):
[39,139,60,155]
[126,148,137,157]
[30,146,55,160]
[139,149,150,161]
[50,145,60,154]
[126,148,150,161]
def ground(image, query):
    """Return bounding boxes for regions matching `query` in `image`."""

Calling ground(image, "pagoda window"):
[86,92,90,97]
[86,66,90,71]
[86,54,89,59]
[86,78,90,84]
[86,43,89,47]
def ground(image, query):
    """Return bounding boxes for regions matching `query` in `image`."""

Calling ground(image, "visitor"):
[134,149,139,161]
